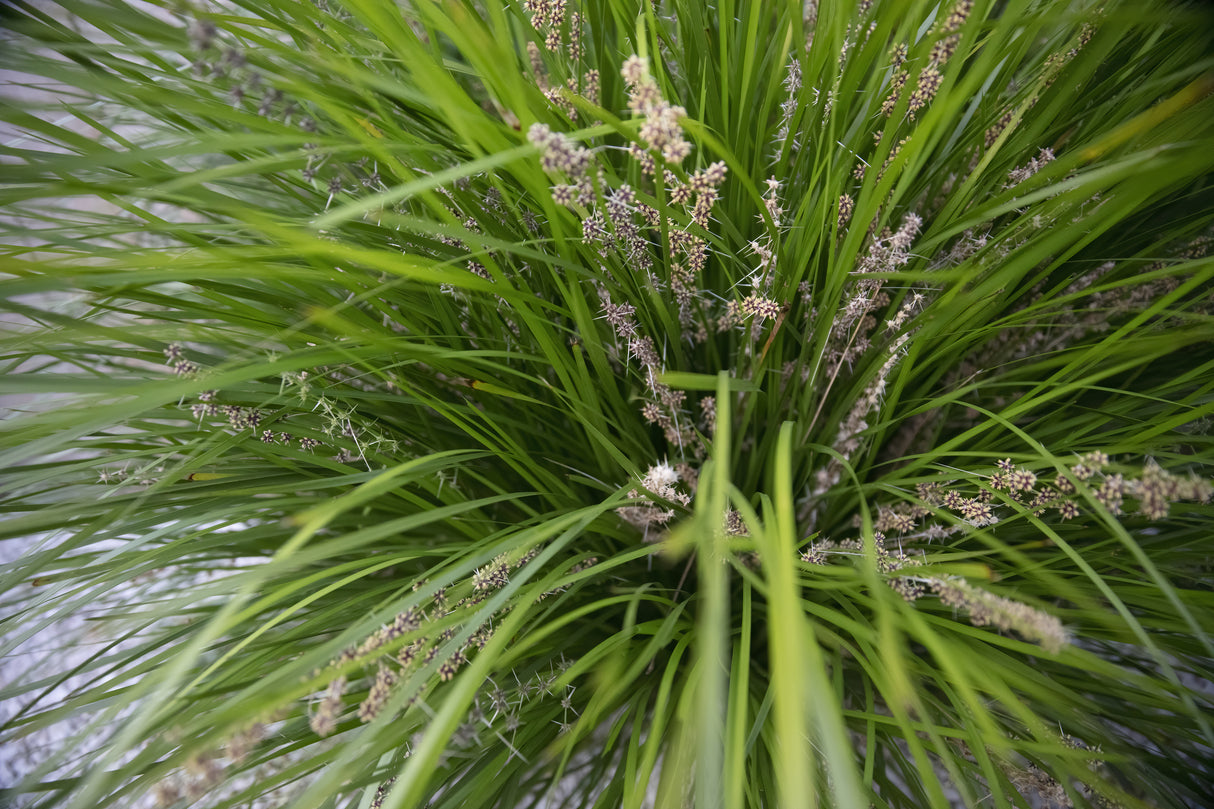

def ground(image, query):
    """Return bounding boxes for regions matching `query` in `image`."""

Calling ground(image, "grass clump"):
[2,1,1213,807]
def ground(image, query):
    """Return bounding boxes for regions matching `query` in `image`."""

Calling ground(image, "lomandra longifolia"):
[1,1,1213,808]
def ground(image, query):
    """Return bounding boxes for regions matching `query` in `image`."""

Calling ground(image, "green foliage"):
[2,0,1213,807]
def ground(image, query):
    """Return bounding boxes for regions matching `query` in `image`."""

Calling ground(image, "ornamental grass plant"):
[2,0,1214,807]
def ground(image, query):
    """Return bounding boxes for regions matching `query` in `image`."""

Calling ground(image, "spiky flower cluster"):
[800,534,1067,652]
[310,675,347,737]
[775,58,802,149]
[163,342,199,377]
[617,462,693,536]
[300,546,561,738]
[621,55,691,165]
[164,348,412,467]
[522,0,571,53]
[472,554,511,591]
[863,453,1213,543]
[596,286,703,452]
[533,54,737,456]
[799,445,1214,655]
[1008,147,1055,185]
[816,212,923,375]
[927,576,1069,653]
[528,123,593,203]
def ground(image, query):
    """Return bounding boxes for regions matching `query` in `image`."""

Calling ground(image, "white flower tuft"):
[642,462,680,490]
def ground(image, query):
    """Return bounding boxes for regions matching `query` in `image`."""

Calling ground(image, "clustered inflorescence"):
[796,453,1212,651]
